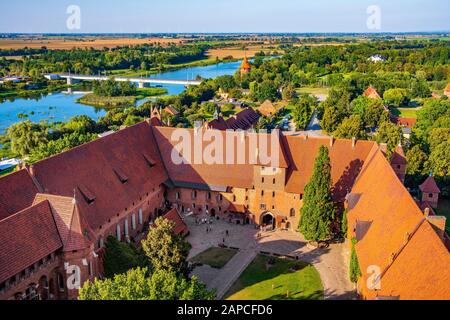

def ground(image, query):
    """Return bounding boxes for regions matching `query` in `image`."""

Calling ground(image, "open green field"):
[391,107,419,118]
[296,87,329,96]
[77,87,166,107]
[225,254,323,300]
[190,247,238,269]
[77,94,137,107]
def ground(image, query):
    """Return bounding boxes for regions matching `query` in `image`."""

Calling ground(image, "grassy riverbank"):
[77,87,167,107]
[0,83,70,100]
[77,94,137,107]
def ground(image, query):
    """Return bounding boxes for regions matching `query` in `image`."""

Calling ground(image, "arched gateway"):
[260,211,276,230]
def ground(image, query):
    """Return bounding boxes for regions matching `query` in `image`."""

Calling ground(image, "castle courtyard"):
[186,213,355,300]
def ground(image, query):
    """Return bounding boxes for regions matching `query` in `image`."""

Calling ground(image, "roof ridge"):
[35,193,74,202]
[350,143,380,188]
[0,199,51,223]
[377,218,426,285]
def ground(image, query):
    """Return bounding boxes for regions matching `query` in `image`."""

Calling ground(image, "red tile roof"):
[208,108,260,131]
[394,117,417,128]
[208,117,229,131]
[0,201,62,283]
[164,106,179,116]
[153,127,289,189]
[258,100,277,117]
[419,176,441,194]
[0,169,39,220]
[163,208,188,236]
[283,136,376,201]
[30,122,168,230]
[33,194,92,251]
[363,86,381,99]
[348,149,450,300]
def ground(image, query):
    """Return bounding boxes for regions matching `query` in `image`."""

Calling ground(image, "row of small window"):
[177,191,224,201]
[98,209,144,248]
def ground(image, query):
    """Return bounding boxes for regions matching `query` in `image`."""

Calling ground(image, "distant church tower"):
[240,56,252,76]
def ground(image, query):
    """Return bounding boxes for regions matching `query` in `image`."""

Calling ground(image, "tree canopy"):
[78,268,215,300]
[141,217,190,276]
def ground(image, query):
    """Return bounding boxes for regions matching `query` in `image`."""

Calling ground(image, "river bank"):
[76,87,168,107]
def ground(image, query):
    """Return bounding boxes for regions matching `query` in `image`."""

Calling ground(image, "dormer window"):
[78,185,96,205]
[113,168,128,184]
[143,154,156,168]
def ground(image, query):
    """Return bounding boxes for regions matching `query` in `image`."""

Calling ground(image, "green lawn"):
[190,247,238,269]
[225,254,323,300]
[391,108,419,118]
[296,87,329,96]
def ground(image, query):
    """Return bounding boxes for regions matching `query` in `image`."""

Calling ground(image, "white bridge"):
[51,74,202,88]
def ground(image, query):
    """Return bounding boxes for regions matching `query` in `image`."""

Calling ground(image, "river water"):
[0,60,242,134]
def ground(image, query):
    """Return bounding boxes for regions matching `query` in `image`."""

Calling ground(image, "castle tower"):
[419,175,441,209]
[390,145,407,183]
[240,56,252,76]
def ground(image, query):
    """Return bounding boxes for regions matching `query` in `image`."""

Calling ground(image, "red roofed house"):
[258,100,278,117]
[164,106,180,117]
[206,107,260,131]
[0,121,449,300]
[363,85,382,100]
[393,116,417,129]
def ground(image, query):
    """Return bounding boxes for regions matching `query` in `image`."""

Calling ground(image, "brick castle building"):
[0,121,449,300]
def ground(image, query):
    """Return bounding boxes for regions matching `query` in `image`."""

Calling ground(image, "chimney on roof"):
[305,134,308,141]
[352,137,356,149]
[330,136,334,147]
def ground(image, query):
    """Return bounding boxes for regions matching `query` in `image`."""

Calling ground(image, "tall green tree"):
[141,217,190,276]
[333,114,365,139]
[349,238,362,283]
[103,236,149,278]
[375,121,402,159]
[383,88,409,108]
[7,120,48,157]
[78,268,215,300]
[299,145,336,242]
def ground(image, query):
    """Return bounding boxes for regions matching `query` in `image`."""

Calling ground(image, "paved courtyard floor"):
[185,213,356,300]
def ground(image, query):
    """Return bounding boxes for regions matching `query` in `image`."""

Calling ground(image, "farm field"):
[0,37,188,50]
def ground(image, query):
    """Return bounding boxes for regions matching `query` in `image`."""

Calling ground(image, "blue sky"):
[0,0,449,33]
